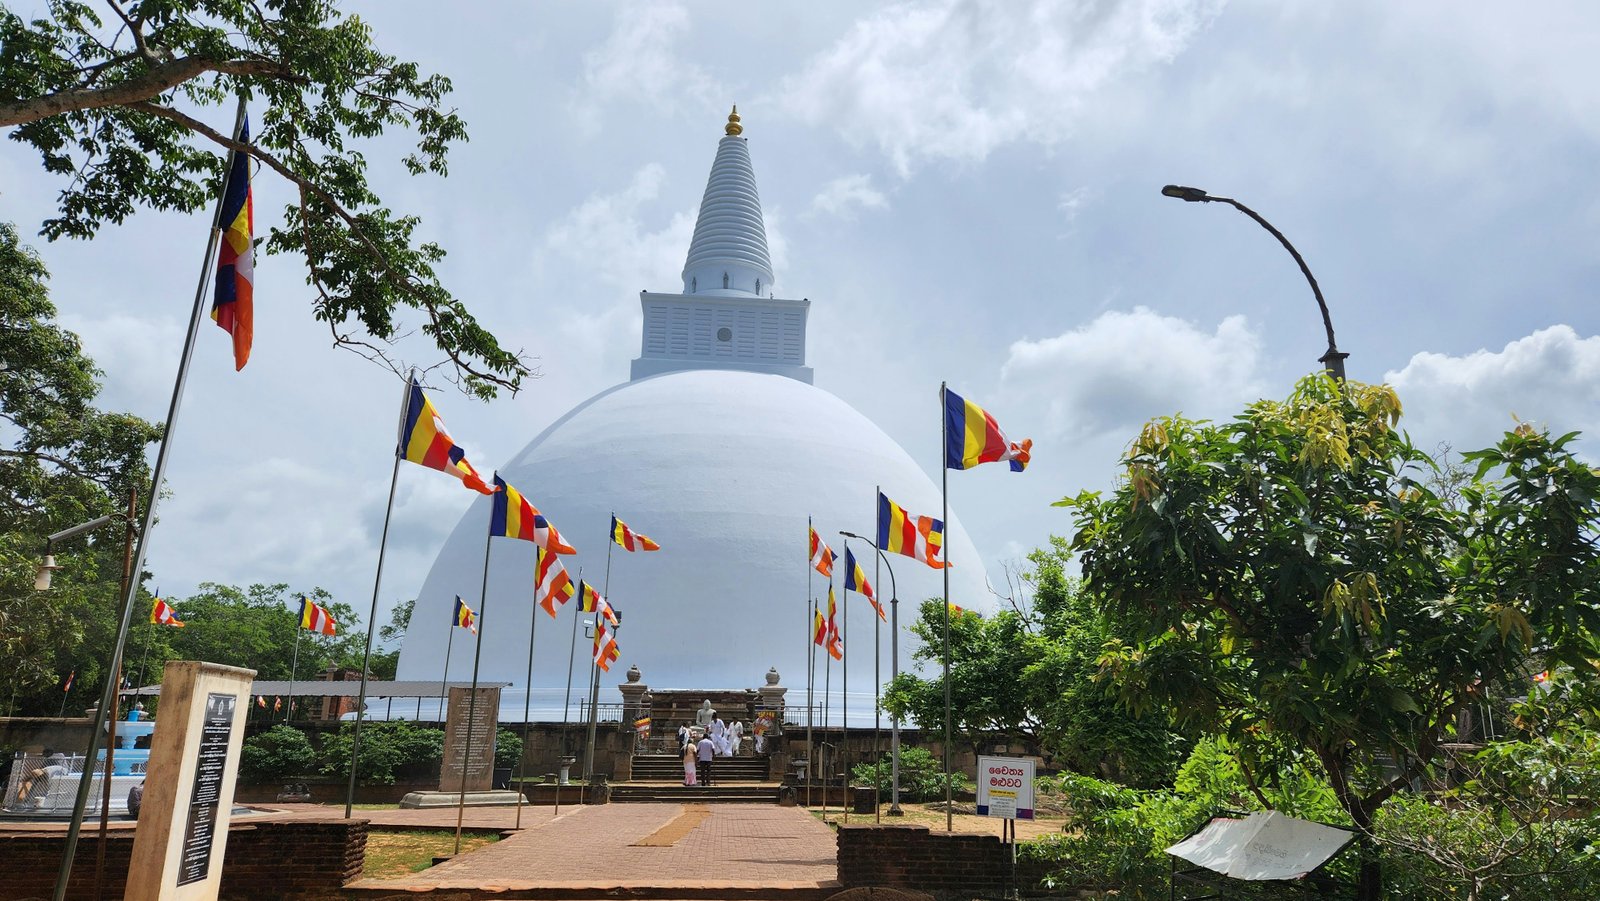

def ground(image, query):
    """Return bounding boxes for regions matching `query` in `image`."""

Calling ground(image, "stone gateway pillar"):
[125,661,255,901]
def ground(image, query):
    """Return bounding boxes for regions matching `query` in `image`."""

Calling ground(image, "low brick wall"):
[0,816,366,901]
[837,823,1047,899]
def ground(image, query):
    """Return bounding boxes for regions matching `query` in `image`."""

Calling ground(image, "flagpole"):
[585,521,615,782]
[456,486,496,855]
[940,381,953,833]
[841,541,850,825]
[136,601,155,691]
[345,372,411,818]
[822,582,832,824]
[287,620,303,725]
[557,566,582,818]
[873,536,882,823]
[806,516,814,808]
[516,580,540,829]
[52,96,247,901]
[440,622,455,724]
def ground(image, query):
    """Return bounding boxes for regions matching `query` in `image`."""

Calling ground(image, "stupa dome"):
[394,109,990,714]
[393,369,990,700]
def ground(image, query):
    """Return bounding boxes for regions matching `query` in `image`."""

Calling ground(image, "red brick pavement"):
[347,803,840,895]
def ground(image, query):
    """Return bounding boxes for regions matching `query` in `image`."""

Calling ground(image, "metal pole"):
[345,373,411,818]
[940,382,953,833]
[823,582,831,824]
[287,624,302,725]
[92,487,137,901]
[841,545,849,825]
[52,94,246,901]
[584,533,615,781]
[440,623,455,724]
[556,566,581,818]
[884,548,902,816]
[455,491,496,854]
[806,516,814,807]
[873,538,882,823]
[516,585,540,829]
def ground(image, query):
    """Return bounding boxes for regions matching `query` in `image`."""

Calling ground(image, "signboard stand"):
[126,661,255,901]
[976,755,1035,900]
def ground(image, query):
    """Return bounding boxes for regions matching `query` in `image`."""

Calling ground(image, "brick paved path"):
[347,803,840,896]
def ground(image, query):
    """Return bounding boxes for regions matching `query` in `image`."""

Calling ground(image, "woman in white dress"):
[682,738,698,785]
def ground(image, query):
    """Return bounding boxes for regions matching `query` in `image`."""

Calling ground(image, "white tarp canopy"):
[1166,810,1355,881]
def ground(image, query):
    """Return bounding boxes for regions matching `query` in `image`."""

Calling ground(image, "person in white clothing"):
[711,716,730,756]
[729,720,744,756]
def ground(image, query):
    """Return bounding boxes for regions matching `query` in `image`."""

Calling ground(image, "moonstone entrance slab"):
[398,789,522,809]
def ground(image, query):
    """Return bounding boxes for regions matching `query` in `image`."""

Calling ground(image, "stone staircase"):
[618,754,780,802]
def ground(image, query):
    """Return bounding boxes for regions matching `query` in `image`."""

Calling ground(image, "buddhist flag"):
[844,547,884,622]
[612,515,660,552]
[256,696,266,709]
[824,584,843,660]
[274,696,282,712]
[400,379,493,494]
[211,114,254,370]
[62,671,75,693]
[575,580,615,626]
[877,491,946,569]
[944,387,1031,472]
[297,596,337,636]
[150,597,186,628]
[491,475,577,553]
[813,609,829,645]
[593,619,620,671]
[452,596,478,635]
[535,547,576,617]
[809,526,835,577]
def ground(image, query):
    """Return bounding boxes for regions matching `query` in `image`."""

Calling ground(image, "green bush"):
[239,725,317,783]
[319,721,444,785]
[849,746,975,802]
[494,729,522,769]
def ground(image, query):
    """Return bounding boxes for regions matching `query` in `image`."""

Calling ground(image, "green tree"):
[1,0,528,396]
[0,221,161,713]
[239,723,317,782]
[146,582,367,682]
[318,720,442,785]
[881,539,1182,786]
[1060,374,1600,898]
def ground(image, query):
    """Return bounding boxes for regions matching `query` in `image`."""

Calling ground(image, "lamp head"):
[34,554,61,591]
[1162,184,1210,202]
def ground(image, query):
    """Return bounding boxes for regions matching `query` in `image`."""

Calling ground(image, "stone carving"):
[694,700,716,727]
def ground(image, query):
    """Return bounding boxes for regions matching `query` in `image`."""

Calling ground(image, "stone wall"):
[0,816,367,901]
[836,823,1046,899]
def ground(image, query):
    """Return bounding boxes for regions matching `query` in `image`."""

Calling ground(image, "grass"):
[362,829,501,878]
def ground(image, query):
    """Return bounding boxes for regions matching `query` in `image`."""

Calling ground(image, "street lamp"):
[33,514,117,590]
[1160,184,1348,381]
[839,531,904,817]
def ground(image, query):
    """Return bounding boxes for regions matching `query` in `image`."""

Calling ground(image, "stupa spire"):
[682,106,774,297]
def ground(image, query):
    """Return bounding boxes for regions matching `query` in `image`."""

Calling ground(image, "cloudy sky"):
[4,0,1597,643]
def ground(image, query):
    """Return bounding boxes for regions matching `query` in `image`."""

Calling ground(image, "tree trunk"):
[1351,804,1382,901]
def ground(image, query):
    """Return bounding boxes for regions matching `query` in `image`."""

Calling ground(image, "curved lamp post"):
[1161,185,1348,381]
[839,531,902,816]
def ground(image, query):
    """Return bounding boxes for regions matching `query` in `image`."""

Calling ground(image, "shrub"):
[849,746,975,802]
[494,729,523,769]
[319,721,444,785]
[239,725,317,783]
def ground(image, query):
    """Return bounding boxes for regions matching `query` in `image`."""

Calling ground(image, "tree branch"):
[0,56,293,128]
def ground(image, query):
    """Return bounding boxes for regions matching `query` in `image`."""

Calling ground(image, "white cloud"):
[1001,306,1263,439]
[810,174,889,218]
[573,2,719,132]
[1385,325,1600,455]
[776,0,1223,175]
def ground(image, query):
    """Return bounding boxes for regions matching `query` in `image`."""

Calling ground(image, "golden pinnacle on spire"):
[725,104,742,136]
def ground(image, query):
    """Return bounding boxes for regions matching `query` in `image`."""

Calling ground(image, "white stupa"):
[394,109,990,715]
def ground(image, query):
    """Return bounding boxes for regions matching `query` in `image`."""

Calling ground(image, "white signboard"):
[1166,810,1354,881]
[976,755,1035,820]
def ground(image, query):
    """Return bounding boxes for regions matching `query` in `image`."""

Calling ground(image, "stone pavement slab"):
[347,802,840,896]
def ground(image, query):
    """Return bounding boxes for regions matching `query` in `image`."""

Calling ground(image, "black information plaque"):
[176,692,235,886]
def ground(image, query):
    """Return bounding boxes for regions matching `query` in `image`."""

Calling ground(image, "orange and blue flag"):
[576,581,617,626]
[400,379,493,494]
[593,618,620,671]
[944,387,1031,472]
[452,596,477,634]
[150,597,186,628]
[877,491,946,569]
[298,596,337,635]
[211,115,255,370]
[844,547,883,621]
[535,547,576,618]
[809,526,835,577]
[491,475,577,553]
[611,515,660,552]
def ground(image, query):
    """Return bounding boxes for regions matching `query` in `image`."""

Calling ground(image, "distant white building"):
[395,110,990,717]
